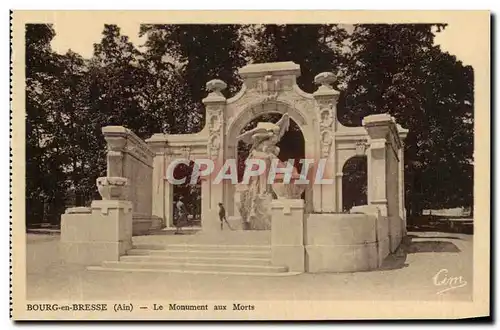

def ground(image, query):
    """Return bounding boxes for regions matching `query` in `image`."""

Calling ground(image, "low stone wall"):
[304,213,391,272]
[269,201,398,273]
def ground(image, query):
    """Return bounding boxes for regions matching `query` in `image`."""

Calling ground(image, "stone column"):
[202,79,227,232]
[398,145,405,234]
[313,72,340,213]
[146,135,171,228]
[200,177,211,228]
[363,114,406,252]
[160,152,175,228]
[362,114,393,217]
[151,151,166,227]
[366,148,373,204]
[386,142,401,248]
[398,129,408,235]
[270,199,305,272]
[164,178,174,227]
[336,172,343,212]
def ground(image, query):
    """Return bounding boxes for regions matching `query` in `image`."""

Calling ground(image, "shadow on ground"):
[377,233,463,271]
[406,241,461,253]
[407,234,467,241]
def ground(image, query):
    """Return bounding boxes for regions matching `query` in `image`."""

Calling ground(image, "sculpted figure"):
[236,113,290,229]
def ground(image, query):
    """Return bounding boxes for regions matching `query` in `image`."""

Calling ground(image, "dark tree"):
[338,24,473,215]
[249,24,348,93]
[25,24,67,225]
[140,24,248,133]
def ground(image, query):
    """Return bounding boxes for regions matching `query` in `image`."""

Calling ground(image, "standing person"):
[175,196,188,234]
[218,202,232,230]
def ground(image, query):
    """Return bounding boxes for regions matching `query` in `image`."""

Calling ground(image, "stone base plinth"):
[270,199,305,272]
[60,201,133,265]
[271,245,305,273]
[132,214,158,236]
[226,216,244,230]
[304,213,390,272]
[149,215,164,231]
[60,241,131,265]
[305,244,378,273]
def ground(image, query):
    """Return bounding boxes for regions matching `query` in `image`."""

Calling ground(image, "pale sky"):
[51,20,146,57]
[50,20,476,67]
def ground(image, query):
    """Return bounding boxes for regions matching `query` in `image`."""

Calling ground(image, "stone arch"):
[226,100,310,142]
[224,100,317,216]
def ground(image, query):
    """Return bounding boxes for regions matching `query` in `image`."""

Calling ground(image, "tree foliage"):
[139,24,248,133]
[26,24,66,224]
[249,24,348,93]
[338,24,473,215]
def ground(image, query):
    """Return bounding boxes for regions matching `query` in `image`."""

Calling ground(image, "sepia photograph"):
[10,10,490,320]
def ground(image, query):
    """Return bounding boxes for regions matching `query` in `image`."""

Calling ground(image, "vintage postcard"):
[10,10,490,320]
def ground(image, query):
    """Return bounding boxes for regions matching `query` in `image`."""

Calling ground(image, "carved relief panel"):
[206,106,223,160]
[313,72,340,158]
[316,99,335,158]
[203,79,227,161]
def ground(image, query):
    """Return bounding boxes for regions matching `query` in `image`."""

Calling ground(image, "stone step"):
[127,249,271,259]
[120,255,272,266]
[98,260,288,273]
[132,243,270,252]
[87,266,300,277]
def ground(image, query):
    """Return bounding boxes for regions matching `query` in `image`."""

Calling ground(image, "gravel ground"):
[25,231,472,301]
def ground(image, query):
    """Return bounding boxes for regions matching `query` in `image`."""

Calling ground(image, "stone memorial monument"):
[60,61,409,274]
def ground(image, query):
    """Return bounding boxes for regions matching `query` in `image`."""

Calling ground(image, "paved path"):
[25,232,472,301]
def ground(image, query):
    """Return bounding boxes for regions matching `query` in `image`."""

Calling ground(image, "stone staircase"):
[87,232,297,276]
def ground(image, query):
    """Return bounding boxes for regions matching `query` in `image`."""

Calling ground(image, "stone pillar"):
[200,177,218,231]
[363,114,404,252]
[164,179,174,227]
[151,151,166,228]
[270,199,305,272]
[60,200,133,266]
[313,72,340,213]
[336,172,343,212]
[386,142,401,248]
[398,128,408,235]
[202,79,227,232]
[362,114,393,217]
[366,148,373,204]
[398,145,405,234]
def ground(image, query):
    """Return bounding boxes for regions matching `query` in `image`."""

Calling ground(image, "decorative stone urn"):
[96,177,129,200]
[271,165,307,199]
[314,71,337,92]
[206,79,227,96]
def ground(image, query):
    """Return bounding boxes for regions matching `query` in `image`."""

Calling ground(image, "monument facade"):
[60,61,409,273]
